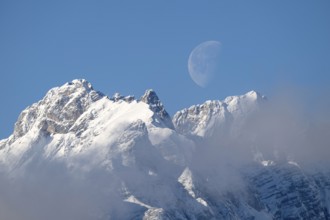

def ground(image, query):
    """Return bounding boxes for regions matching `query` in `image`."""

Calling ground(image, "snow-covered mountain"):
[173,90,266,138]
[0,79,329,220]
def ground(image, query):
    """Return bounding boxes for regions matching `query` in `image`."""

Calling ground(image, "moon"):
[188,41,221,87]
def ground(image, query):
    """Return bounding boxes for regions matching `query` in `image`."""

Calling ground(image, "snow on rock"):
[0,80,192,171]
[12,79,104,140]
[178,167,196,198]
[173,90,266,138]
[173,100,231,137]
[0,81,329,220]
[140,89,174,130]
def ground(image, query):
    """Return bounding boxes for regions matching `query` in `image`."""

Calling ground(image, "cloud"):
[0,163,129,220]
[187,87,330,196]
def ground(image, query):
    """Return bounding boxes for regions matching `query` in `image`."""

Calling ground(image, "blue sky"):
[1,0,330,139]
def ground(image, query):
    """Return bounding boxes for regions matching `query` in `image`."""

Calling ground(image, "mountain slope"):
[0,79,329,220]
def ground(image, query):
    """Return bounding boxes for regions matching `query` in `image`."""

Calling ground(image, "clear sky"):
[1,0,330,139]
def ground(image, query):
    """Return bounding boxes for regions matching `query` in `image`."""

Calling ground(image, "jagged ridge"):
[0,79,329,220]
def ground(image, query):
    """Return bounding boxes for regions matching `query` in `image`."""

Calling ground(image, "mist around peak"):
[0,81,329,219]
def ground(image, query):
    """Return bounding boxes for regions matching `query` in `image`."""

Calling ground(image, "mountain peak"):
[140,89,158,105]
[140,89,174,129]
[244,90,265,101]
[246,90,259,97]
[12,80,104,140]
[64,79,94,91]
[72,78,92,87]
[173,90,267,137]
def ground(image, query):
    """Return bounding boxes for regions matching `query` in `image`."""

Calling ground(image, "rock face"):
[0,79,329,220]
[140,89,174,129]
[247,163,330,220]
[12,79,104,139]
[172,90,266,138]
